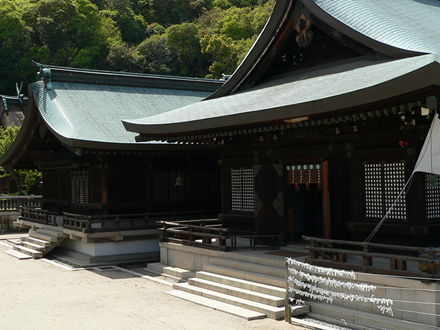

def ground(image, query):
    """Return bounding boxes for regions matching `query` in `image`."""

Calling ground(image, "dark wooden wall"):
[218,113,440,246]
[41,152,221,217]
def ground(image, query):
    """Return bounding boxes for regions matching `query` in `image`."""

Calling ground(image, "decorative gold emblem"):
[294,13,313,48]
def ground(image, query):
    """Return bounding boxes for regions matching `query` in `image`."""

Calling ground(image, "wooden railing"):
[63,212,159,233]
[20,207,58,226]
[21,207,48,225]
[158,218,229,251]
[63,210,220,234]
[159,218,279,251]
[0,195,42,211]
[303,235,440,277]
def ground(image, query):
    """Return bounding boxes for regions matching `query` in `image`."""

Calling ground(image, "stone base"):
[0,213,23,233]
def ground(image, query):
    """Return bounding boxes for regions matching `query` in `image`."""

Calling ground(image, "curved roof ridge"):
[123,54,440,135]
[306,0,440,56]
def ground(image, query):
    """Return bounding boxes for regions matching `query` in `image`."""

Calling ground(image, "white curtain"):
[413,116,440,175]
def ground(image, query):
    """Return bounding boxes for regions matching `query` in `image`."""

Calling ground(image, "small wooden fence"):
[0,195,42,211]
[159,219,280,251]
[303,235,440,277]
[20,207,58,226]
[63,210,220,234]
[158,218,229,250]
[63,212,159,233]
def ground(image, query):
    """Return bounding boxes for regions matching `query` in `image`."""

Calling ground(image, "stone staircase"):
[149,251,309,321]
[13,227,67,259]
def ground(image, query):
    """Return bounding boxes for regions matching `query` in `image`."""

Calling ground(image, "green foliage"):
[0,126,42,195]
[106,41,142,72]
[0,0,28,95]
[212,0,231,10]
[0,0,274,94]
[165,23,208,76]
[0,125,20,156]
[138,34,176,75]
[201,34,237,78]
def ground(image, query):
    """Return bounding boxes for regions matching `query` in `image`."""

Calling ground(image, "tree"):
[0,0,28,95]
[137,34,177,75]
[200,34,238,78]
[106,41,142,72]
[0,125,42,195]
[0,0,275,94]
[22,0,103,66]
[96,0,148,45]
[165,22,209,76]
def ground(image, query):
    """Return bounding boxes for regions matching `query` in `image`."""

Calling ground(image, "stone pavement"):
[0,233,311,330]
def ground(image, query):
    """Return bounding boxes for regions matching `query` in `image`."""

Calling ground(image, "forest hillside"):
[0,0,275,95]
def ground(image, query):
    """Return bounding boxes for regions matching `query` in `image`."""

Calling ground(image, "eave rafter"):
[136,100,427,145]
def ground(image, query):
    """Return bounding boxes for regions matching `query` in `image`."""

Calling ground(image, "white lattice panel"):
[365,163,383,218]
[426,174,440,220]
[231,169,243,211]
[242,168,254,212]
[231,168,254,212]
[384,163,406,220]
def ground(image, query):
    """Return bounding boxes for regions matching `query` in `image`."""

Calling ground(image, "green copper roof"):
[31,71,219,147]
[307,0,440,55]
[123,54,440,135]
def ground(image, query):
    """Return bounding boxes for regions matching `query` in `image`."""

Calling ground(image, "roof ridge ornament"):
[1,95,8,112]
[16,82,24,102]
[42,68,52,90]
[295,12,313,48]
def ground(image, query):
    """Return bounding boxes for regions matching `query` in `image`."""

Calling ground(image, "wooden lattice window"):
[71,171,89,205]
[426,174,440,220]
[231,168,254,212]
[364,162,406,220]
[153,170,185,202]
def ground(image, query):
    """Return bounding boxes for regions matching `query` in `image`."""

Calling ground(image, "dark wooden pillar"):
[101,166,108,215]
[323,160,331,239]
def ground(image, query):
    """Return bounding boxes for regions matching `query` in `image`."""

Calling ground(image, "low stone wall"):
[160,241,220,272]
[0,213,22,233]
[287,259,440,328]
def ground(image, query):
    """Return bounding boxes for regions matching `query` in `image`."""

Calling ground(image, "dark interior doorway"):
[286,183,323,242]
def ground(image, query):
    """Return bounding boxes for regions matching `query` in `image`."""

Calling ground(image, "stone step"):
[13,245,43,259]
[6,238,21,245]
[211,258,285,278]
[196,271,285,298]
[36,228,64,238]
[29,231,58,243]
[188,277,284,307]
[21,241,45,252]
[203,264,285,288]
[3,249,32,260]
[147,263,196,280]
[164,290,266,321]
[173,282,285,319]
[21,236,51,248]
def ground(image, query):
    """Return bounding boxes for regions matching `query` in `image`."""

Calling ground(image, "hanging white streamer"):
[286,258,394,316]
[287,258,356,280]
[295,299,306,305]
[290,280,393,307]
[377,305,394,316]
[291,288,334,303]
[288,268,376,292]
